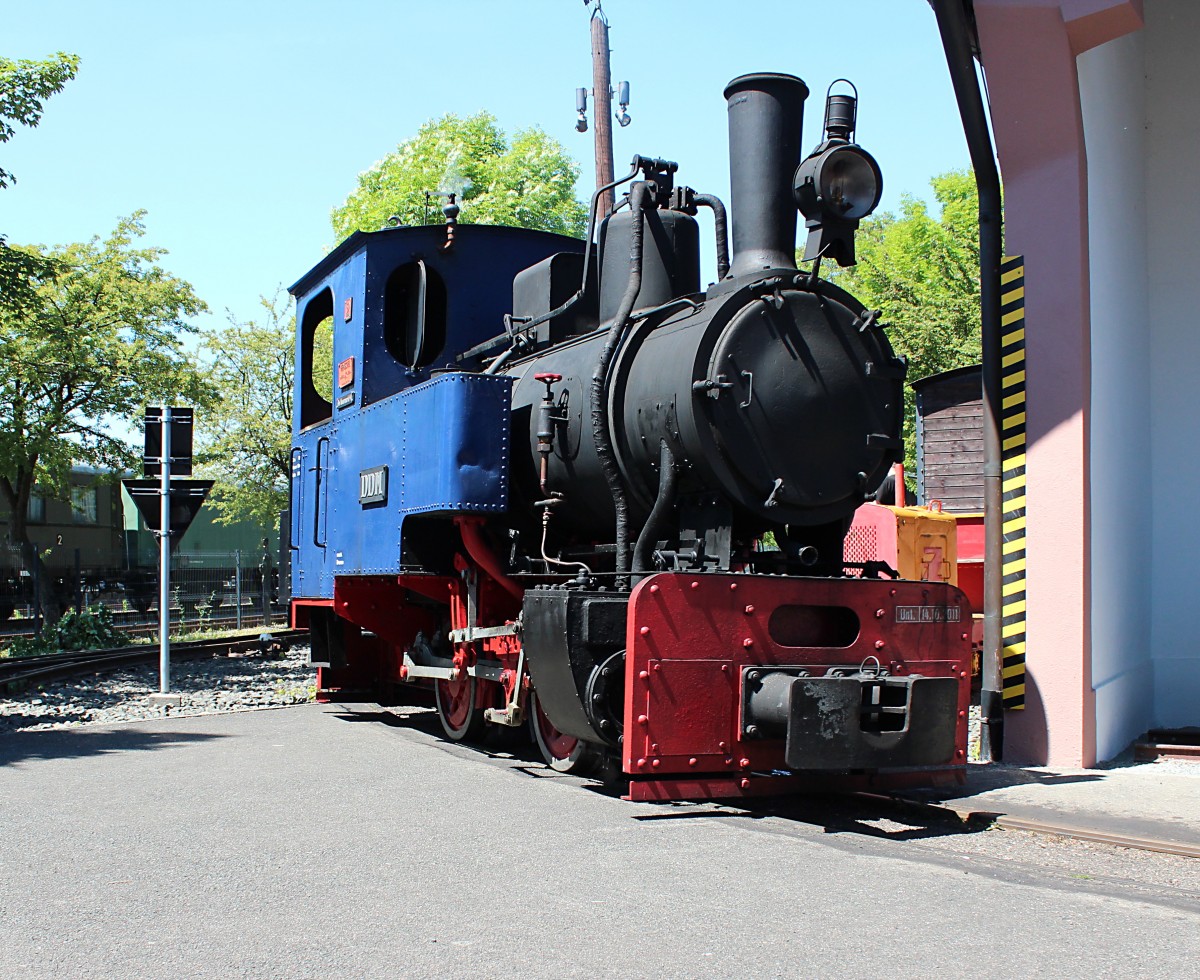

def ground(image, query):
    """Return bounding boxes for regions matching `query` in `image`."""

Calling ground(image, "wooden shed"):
[912,365,984,513]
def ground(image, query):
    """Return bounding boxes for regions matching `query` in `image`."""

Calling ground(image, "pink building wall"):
[971,0,1145,765]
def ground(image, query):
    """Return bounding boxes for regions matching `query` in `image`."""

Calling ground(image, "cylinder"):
[611,283,902,528]
[507,278,902,535]
[597,207,700,325]
[723,73,809,277]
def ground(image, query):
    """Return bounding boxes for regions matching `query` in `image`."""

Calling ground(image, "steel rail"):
[861,791,1200,860]
[992,815,1200,860]
[0,610,282,641]
[1134,742,1200,764]
[0,630,305,693]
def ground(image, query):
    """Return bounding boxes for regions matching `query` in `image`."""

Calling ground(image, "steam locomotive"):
[288,73,972,801]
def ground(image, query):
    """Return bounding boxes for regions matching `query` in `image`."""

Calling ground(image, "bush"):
[2,605,123,658]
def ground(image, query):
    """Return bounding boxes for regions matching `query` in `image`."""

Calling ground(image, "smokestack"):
[723,72,809,277]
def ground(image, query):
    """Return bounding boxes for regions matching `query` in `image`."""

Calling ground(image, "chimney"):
[723,72,809,277]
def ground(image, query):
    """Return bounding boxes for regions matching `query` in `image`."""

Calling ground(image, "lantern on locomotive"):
[288,73,973,800]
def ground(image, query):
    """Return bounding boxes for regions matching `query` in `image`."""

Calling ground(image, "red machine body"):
[622,574,970,800]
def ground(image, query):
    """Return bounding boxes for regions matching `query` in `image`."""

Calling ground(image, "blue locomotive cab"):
[288,224,585,599]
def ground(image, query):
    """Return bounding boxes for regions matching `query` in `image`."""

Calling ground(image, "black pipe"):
[929,0,1004,761]
[693,193,730,280]
[632,440,678,582]
[723,73,809,277]
[591,181,649,588]
[484,159,643,375]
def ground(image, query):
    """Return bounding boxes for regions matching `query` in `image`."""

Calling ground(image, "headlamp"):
[795,144,882,221]
[792,81,883,267]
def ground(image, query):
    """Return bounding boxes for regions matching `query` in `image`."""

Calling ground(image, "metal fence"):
[0,545,283,638]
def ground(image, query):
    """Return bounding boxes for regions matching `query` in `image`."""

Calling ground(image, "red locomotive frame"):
[296,559,971,801]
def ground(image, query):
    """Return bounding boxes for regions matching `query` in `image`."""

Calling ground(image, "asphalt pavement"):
[1,703,1197,979]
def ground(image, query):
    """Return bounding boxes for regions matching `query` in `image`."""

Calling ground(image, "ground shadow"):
[328,709,411,728]
[331,704,549,767]
[0,727,226,768]
[903,762,1106,811]
[329,703,1000,842]
[629,792,997,842]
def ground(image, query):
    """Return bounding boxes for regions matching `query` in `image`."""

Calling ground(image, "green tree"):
[0,213,210,616]
[331,112,587,241]
[1,52,80,314]
[0,241,53,318]
[829,169,983,473]
[197,294,295,531]
[0,51,79,190]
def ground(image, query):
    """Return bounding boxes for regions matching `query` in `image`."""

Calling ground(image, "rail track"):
[0,608,286,640]
[860,791,1200,860]
[989,814,1200,859]
[0,630,306,694]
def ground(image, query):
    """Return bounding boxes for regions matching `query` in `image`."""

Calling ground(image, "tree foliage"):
[197,294,295,531]
[0,51,80,190]
[0,239,55,317]
[0,214,210,613]
[331,112,588,241]
[828,169,983,473]
[1,51,80,314]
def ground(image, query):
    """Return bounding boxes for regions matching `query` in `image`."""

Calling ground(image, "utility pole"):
[577,2,630,216]
[590,3,615,217]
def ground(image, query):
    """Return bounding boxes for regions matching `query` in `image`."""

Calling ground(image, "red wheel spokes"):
[438,677,473,732]
[535,696,578,761]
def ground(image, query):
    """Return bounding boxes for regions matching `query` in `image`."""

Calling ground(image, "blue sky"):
[5,0,971,332]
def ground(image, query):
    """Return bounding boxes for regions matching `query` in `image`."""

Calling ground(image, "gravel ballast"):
[0,644,315,733]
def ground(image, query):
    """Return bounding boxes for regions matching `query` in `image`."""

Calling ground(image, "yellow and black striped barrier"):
[1000,255,1027,709]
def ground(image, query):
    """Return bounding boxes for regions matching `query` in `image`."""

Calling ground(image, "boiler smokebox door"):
[703,290,896,523]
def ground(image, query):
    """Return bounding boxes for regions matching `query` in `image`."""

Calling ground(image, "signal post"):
[122,406,212,700]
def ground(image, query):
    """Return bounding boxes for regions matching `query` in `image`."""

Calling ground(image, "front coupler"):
[742,669,960,770]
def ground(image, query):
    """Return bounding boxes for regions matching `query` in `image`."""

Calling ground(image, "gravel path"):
[0,645,316,733]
